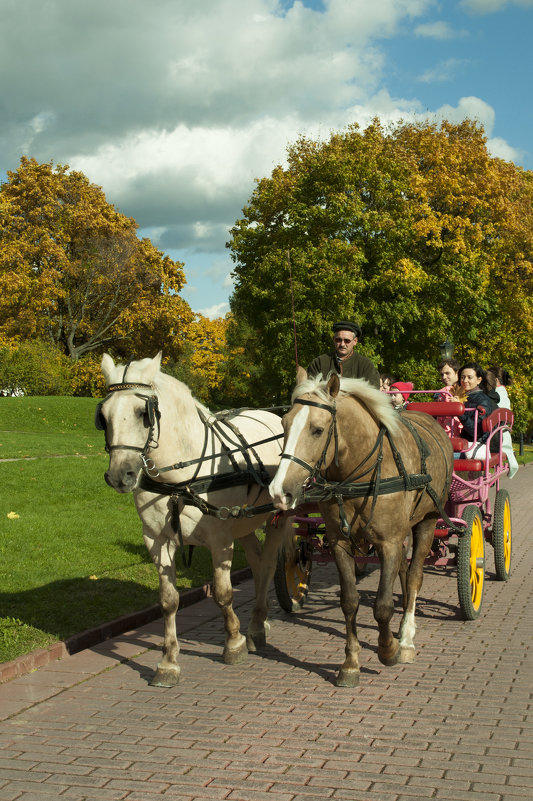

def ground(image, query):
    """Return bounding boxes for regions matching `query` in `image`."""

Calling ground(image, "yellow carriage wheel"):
[274,533,312,613]
[457,505,485,620]
[493,489,512,581]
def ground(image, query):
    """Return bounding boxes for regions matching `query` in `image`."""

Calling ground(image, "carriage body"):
[275,395,513,620]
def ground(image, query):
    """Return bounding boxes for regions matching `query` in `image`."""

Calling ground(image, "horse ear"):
[144,351,163,382]
[327,372,340,398]
[101,353,115,383]
[296,365,307,385]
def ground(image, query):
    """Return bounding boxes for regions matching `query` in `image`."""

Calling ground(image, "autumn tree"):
[0,157,193,361]
[165,313,232,404]
[228,119,533,429]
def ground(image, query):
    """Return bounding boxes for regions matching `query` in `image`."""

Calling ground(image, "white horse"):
[98,352,289,687]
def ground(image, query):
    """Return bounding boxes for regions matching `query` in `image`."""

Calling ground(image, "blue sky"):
[1,0,532,319]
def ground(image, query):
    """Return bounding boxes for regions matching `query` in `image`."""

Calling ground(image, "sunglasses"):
[334,337,353,344]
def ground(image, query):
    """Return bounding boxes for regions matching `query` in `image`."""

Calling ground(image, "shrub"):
[0,340,71,395]
[68,355,107,397]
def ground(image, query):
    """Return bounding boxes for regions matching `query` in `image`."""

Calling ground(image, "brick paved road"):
[1,466,532,801]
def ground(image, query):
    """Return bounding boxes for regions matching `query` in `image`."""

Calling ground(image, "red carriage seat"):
[405,404,512,473]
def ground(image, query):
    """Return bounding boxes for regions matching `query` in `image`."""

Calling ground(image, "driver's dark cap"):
[332,321,362,338]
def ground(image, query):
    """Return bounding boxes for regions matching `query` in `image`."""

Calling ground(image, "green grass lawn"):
[0,396,248,664]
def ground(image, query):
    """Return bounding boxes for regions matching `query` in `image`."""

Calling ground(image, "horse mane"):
[292,373,399,433]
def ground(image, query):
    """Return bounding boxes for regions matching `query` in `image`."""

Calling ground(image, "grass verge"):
[0,397,248,663]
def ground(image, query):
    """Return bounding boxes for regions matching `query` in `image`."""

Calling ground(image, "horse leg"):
[331,539,361,687]
[398,543,409,611]
[143,533,181,687]
[246,519,286,652]
[375,541,403,666]
[211,543,248,665]
[397,517,435,664]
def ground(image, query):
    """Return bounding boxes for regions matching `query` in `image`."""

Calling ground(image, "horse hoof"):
[223,641,248,665]
[336,668,360,688]
[149,667,180,687]
[398,646,416,664]
[246,621,270,652]
[246,632,265,652]
[378,642,399,666]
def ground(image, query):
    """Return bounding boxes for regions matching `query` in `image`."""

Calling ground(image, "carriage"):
[97,355,514,687]
[274,395,513,622]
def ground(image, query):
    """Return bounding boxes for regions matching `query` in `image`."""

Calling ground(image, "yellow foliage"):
[188,315,230,393]
[0,157,192,362]
[67,356,106,397]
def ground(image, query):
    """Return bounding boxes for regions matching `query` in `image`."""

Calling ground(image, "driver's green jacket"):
[307,350,380,389]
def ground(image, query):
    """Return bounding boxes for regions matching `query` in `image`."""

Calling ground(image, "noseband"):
[95,370,161,457]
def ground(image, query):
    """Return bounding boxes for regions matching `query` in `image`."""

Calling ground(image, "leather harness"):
[97,376,461,564]
[280,397,460,541]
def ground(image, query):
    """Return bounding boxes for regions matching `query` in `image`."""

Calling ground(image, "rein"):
[283,395,460,540]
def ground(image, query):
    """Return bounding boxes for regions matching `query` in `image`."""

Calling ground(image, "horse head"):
[269,371,341,511]
[269,370,398,511]
[98,352,163,493]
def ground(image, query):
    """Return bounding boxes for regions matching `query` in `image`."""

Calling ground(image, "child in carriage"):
[389,381,414,411]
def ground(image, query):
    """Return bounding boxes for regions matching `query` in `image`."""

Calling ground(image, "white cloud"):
[460,0,533,12]
[415,21,467,38]
[486,136,523,162]
[196,301,230,319]
[432,96,496,135]
[418,58,469,83]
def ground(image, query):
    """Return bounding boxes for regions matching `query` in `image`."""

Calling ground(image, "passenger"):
[307,321,380,388]
[456,362,499,461]
[433,358,463,435]
[380,373,397,392]
[434,358,461,401]
[486,366,519,478]
[389,381,414,411]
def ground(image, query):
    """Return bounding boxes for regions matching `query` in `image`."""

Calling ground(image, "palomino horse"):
[270,369,453,687]
[98,353,289,687]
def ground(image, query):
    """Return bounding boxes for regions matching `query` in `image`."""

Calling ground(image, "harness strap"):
[138,472,275,520]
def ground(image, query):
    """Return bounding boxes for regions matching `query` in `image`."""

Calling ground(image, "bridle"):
[279,397,340,481]
[95,374,161,458]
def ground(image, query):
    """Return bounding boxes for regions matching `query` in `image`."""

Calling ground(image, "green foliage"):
[0,339,71,396]
[392,358,441,393]
[227,118,533,430]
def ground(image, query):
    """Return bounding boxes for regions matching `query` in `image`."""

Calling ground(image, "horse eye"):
[311,426,324,437]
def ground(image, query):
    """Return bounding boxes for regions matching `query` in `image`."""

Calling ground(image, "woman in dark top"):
[456,362,499,458]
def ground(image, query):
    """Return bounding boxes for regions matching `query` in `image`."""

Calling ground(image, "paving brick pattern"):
[1,466,531,800]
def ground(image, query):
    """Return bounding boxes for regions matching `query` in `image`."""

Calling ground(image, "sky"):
[1,0,532,319]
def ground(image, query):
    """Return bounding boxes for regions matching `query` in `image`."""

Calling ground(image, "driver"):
[307,321,380,388]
